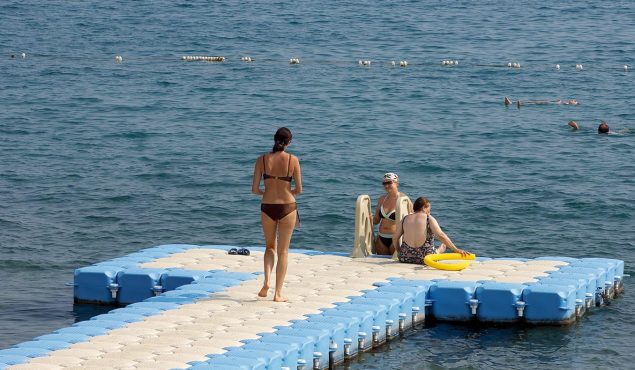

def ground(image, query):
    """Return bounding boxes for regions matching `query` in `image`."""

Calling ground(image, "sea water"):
[1,0,634,367]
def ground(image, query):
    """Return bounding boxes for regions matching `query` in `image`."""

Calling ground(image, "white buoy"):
[507,62,512,67]
[399,60,408,67]
[556,64,560,70]
[454,60,458,65]
[241,56,252,62]
[358,60,363,65]
[576,64,583,70]
[624,65,629,71]
[21,52,26,59]
[289,58,300,64]
[115,55,123,63]
[391,60,396,67]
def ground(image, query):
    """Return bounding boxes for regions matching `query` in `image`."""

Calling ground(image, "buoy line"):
[6,53,632,73]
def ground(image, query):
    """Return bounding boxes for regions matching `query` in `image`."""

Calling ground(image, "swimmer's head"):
[382,173,399,191]
[569,99,578,105]
[413,197,431,213]
[272,127,292,152]
[568,121,579,130]
[598,122,609,134]
[383,172,399,183]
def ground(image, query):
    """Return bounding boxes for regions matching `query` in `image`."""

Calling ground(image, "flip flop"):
[228,248,238,255]
[238,248,250,256]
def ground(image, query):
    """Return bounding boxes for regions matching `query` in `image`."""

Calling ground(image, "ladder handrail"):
[351,194,374,258]
[392,195,413,260]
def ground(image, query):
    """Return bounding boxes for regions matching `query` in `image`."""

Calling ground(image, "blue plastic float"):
[0,244,626,370]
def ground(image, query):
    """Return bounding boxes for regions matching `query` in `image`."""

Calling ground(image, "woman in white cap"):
[372,172,406,255]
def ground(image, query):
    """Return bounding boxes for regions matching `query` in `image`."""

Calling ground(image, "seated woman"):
[393,196,469,264]
[372,173,406,255]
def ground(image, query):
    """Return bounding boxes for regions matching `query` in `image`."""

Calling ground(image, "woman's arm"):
[392,217,404,250]
[291,155,302,195]
[251,156,264,196]
[428,215,470,256]
[373,196,384,225]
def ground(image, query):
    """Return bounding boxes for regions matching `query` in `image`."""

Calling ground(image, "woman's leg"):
[388,243,396,255]
[273,210,297,302]
[259,212,278,297]
[375,236,391,255]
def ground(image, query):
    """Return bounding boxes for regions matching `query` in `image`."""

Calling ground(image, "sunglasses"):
[382,181,393,186]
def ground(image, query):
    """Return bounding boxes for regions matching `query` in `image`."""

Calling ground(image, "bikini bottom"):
[377,235,393,248]
[261,203,298,222]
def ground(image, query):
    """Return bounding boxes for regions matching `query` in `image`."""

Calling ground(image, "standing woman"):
[252,127,302,302]
[373,172,405,255]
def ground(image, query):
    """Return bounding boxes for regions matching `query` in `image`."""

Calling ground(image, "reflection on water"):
[72,303,113,324]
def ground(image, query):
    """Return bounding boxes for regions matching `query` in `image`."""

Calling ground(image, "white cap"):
[383,172,399,183]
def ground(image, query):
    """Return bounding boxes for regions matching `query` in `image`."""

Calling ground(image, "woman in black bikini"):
[251,127,302,302]
[393,197,469,265]
[372,173,406,255]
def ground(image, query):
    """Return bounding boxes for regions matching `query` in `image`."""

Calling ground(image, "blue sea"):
[1,0,634,368]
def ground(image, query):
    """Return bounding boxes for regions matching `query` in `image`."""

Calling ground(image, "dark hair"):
[272,127,292,152]
[413,197,430,212]
[598,122,609,134]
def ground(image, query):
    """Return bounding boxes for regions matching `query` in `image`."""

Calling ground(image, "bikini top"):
[380,202,396,221]
[262,153,293,182]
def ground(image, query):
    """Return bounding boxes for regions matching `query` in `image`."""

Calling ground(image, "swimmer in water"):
[556,99,578,105]
[505,97,579,108]
[596,121,630,134]
[598,121,610,134]
[568,121,580,130]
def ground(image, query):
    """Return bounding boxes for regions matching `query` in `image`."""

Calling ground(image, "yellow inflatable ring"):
[424,253,476,271]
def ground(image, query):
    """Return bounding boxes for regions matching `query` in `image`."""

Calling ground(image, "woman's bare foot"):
[258,285,269,297]
[273,293,288,302]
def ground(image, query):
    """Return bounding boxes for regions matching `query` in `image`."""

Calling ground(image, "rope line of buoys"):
[424,253,476,271]
[181,55,225,62]
[5,53,631,72]
[442,60,459,65]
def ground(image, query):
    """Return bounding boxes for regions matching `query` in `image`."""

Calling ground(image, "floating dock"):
[0,245,625,370]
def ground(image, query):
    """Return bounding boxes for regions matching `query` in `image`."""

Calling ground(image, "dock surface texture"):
[1,245,625,370]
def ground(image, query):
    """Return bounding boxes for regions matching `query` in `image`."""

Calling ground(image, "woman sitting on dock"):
[393,197,470,264]
[373,173,406,255]
[251,127,302,302]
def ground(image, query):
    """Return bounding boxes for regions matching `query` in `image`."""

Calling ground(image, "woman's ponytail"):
[272,127,292,152]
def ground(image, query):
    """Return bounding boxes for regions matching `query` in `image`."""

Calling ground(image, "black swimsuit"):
[260,154,299,222]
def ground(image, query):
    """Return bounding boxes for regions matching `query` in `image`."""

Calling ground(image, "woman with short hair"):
[393,197,470,265]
